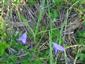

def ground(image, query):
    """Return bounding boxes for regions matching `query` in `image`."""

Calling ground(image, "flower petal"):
[18,32,27,44]
[53,43,65,53]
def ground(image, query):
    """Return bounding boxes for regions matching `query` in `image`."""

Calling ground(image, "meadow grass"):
[0,0,85,64]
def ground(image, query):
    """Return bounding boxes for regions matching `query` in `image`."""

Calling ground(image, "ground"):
[0,0,85,64]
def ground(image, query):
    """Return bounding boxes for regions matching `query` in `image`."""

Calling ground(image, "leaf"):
[13,0,20,5]
[0,16,4,30]
[27,0,36,6]
[80,0,85,4]
[53,0,63,6]
[0,42,9,56]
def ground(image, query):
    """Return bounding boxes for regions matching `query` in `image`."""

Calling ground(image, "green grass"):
[0,0,85,64]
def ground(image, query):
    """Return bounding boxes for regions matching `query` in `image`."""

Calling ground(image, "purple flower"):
[18,32,27,44]
[53,43,65,54]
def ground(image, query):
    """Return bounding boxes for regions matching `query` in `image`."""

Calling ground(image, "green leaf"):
[80,0,85,4]
[49,10,59,21]
[0,42,9,56]
[0,17,5,30]
[53,0,63,5]
[13,0,20,5]
[27,0,36,6]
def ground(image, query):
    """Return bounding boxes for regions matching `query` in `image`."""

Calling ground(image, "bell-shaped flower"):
[53,43,65,54]
[18,32,27,44]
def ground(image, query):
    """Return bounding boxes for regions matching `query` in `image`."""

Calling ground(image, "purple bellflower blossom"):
[53,43,65,54]
[18,32,27,44]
